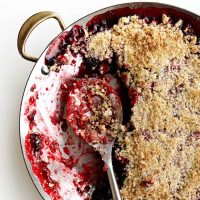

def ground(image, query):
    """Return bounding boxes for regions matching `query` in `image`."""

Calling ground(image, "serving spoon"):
[66,78,122,200]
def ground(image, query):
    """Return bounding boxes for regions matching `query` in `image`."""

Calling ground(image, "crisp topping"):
[87,30,113,61]
[118,131,200,200]
[87,14,200,199]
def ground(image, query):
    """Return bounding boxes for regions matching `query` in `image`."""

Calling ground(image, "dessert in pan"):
[23,7,200,200]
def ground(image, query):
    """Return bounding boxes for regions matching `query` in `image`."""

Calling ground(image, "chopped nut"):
[175,19,183,28]
[162,14,170,24]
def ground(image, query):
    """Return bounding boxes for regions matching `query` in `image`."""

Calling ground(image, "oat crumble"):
[87,14,200,199]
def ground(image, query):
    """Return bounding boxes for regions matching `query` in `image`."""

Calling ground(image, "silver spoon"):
[66,78,122,200]
[94,137,122,200]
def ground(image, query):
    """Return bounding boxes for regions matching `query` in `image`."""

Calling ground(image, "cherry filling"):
[66,25,85,45]
[45,31,68,66]
[128,88,140,107]
[45,25,85,66]
[30,133,41,153]
[25,133,61,199]
[26,131,106,199]
[66,78,122,145]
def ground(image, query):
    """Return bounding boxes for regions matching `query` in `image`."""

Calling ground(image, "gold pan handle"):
[17,11,65,62]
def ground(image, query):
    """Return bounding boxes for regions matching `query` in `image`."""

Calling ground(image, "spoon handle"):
[107,160,122,200]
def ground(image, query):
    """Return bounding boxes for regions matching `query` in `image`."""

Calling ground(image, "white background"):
[0,0,199,199]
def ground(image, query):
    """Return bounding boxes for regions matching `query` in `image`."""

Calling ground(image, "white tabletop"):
[0,0,199,199]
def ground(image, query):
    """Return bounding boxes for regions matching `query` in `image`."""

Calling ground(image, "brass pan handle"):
[18,11,65,62]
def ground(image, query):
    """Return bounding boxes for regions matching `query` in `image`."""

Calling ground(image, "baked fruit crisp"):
[26,12,200,200]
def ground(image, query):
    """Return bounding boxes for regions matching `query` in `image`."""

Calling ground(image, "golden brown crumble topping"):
[87,30,113,61]
[87,14,200,199]
[118,132,200,200]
